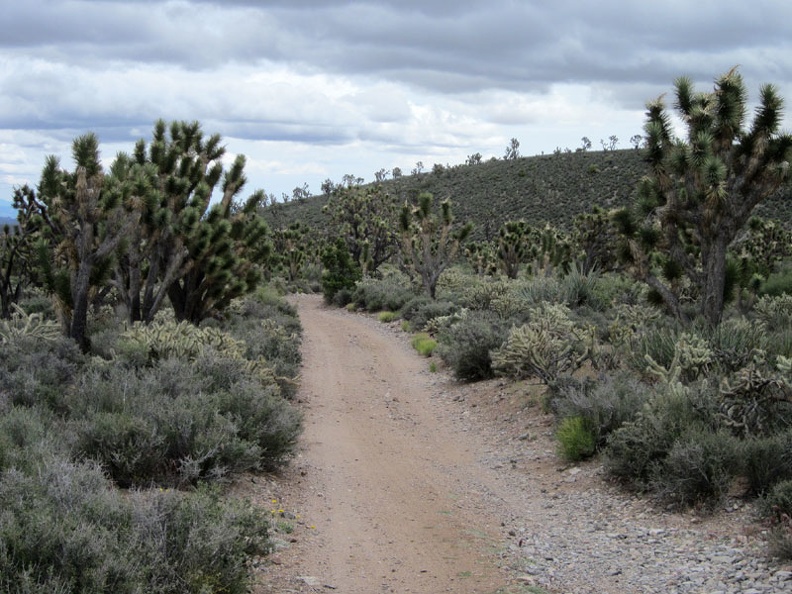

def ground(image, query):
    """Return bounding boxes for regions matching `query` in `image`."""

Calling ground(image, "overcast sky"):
[2,0,792,216]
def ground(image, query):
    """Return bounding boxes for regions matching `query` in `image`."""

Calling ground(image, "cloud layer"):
[2,0,791,213]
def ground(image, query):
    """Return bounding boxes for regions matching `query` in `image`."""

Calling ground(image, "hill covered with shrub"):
[263,149,792,240]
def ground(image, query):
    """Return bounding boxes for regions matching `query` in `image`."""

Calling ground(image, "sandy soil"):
[240,294,771,594]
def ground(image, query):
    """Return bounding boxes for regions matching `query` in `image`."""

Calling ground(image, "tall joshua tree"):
[36,133,137,349]
[617,67,792,325]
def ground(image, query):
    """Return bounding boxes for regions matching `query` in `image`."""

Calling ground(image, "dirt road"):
[265,294,511,593]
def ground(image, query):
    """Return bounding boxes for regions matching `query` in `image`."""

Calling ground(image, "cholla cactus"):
[492,303,589,383]
[0,304,60,343]
[719,350,792,437]
[645,331,713,383]
[120,320,245,363]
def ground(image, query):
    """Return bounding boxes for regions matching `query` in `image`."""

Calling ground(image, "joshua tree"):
[35,133,138,349]
[399,192,472,298]
[616,67,792,325]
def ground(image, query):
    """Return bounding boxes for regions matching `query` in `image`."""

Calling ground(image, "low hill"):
[261,149,792,240]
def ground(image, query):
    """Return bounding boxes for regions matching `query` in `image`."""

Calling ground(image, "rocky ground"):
[234,295,792,594]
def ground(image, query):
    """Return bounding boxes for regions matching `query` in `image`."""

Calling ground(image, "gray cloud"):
[1,0,792,213]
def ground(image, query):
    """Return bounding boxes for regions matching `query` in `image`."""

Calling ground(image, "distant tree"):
[464,240,496,276]
[615,67,792,325]
[321,178,337,195]
[342,173,364,187]
[432,163,445,175]
[392,167,403,179]
[374,168,390,182]
[572,206,621,274]
[504,138,521,160]
[466,153,483,166]
[274,222,308,282]
[630,134,643,150]
[399,192,472,298]
[601,135,619,151]
[292,183,311,202]
[580,137,592,152]
[411,162,424,175]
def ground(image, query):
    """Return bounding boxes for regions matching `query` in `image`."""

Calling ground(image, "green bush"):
[411,333,437,357]
[68,358,301,487]
[378,311,398,323]
[436,311,508,381]
[492,303,589,384]
[0,334,84,411]
[556,416,596,462]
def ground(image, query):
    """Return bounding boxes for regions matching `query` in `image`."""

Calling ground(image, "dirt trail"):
[259,294,512,593]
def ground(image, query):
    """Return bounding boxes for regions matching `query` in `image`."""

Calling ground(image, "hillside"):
[261,148,792,240]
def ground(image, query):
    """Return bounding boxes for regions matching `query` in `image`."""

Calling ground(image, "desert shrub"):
[492,303,589,384]
[332,287,355,308]
[436,311,508,381]
[652,429,740,509]
[556,416,596,462]
[0,458,269,594]
[512,276,566,307]
[0,305,60,343]
[411,333,437,357]
[0,406,66,473]
[759,268,792,297]
[435,266,479,301]
[604,381,721,490]
[225,317,302,398]
[561,264,606,310]
[700,317,769,373]
[754,293,792,327]
[214,379,302,472]
[550,372,649,449]
[590,272,644,308]
[0,334,85,411]
[399,295,434,322]
[353,270,417,311]
[762,480,792,521]
[403,299,458,331]
[717,352,792,438]
[763,480,792,560]
[114,321,247,367]
[68,359,300,487]
[741,430,792,495]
